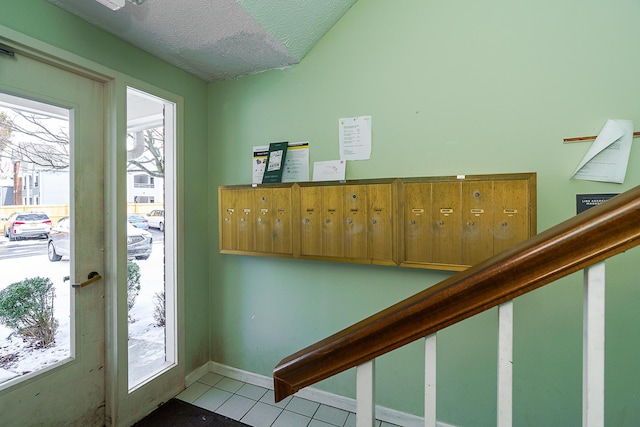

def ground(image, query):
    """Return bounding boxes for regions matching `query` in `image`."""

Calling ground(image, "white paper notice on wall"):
[572,119,634,184]
[339,116,372,160]
[313,160,346,181]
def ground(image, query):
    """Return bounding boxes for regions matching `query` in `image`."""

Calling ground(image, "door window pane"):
[0,93,71,387]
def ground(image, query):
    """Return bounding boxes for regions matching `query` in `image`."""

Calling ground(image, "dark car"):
[48,217,152,261]
[2,212,52,241]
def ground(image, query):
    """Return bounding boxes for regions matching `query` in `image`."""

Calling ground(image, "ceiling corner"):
[236,0,357,61]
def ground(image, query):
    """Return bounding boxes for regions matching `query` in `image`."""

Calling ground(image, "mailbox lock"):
[437,220,444,226]
[501,221,508,227]
[409,220,415,225]
[467,220,475,227]
[325,219,331,224]
[352,194,357,199]
[347,218,353,224]
[371,219,377,225]
[258,218,263,223]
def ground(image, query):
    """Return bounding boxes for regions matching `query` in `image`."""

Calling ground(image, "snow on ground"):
[0,238,166,387]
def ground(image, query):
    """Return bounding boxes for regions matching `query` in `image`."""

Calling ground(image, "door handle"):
[71,271,102,288]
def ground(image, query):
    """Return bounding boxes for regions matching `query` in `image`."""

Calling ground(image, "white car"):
[146,209,165,231]
[2,212,52,241]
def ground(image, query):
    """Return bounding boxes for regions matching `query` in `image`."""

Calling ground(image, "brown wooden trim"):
[399,172,535,184]
[397,261,468,271]
[296,178,397,188]
[563,131,640,143]
[273,186,640,401]
[218,182,296,190]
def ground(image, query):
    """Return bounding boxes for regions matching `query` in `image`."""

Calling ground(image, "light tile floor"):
[176,372,401,427]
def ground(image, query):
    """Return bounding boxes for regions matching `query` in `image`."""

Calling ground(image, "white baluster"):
[425,334,437,427]
[357,359,375,427]
[583,262,605,427]
[498,301,513,427]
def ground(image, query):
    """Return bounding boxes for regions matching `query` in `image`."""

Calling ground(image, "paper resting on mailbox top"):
[572,119,634,184]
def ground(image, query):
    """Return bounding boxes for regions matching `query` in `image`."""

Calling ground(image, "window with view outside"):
[0,94,71,386]
[126,87,176,390]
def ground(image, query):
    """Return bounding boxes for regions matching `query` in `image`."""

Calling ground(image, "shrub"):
[153,291,165,327]
[127,260,141,320]
[0,277,58,348]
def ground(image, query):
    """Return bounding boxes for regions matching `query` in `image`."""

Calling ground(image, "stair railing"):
[273,186,640,426]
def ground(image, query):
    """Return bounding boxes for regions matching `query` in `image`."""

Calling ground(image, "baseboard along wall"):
[185,361,458,427]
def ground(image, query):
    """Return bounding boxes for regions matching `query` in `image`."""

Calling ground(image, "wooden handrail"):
[273,186,640,402]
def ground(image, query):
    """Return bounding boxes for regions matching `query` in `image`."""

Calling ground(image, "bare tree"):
[0,109,164,178]
[0,109,69,170]
[0,111,13,178]
[0,111,11,151]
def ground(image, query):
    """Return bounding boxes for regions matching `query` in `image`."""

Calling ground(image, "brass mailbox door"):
[322,186,345,258]
[462,181,493,266]
[431,181,462,265]
[220,188,239,251]
[368,183,394,262]
[403,182,432,264]
[237,189,255,252]
[254,188,273,253]
[344,185,367,259]
[493,179,530,254]
[272,187,293,254]
[300,186,323,256]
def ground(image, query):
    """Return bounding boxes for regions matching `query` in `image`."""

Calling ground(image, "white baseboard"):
[190,361,457,427]
[184,362,211,387]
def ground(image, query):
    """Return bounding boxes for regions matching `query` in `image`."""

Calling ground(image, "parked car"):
[2,212,52,241]
[145,209,165,231]
[126,222,153,260]
[48,217,152,261]
[127,213,149,230]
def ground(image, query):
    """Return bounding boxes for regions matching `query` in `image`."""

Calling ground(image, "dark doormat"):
[133,398,250,427]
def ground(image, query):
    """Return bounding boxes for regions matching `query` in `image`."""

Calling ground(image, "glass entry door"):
[0,47,106,424]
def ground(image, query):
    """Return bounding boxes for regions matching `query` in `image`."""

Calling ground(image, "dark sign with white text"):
[576,193,618,215]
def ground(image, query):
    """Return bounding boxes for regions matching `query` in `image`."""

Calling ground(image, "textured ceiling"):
[47,0,356,82]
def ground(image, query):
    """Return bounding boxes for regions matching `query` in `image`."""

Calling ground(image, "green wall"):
[0,1,210,376]
[209,0,640,425]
